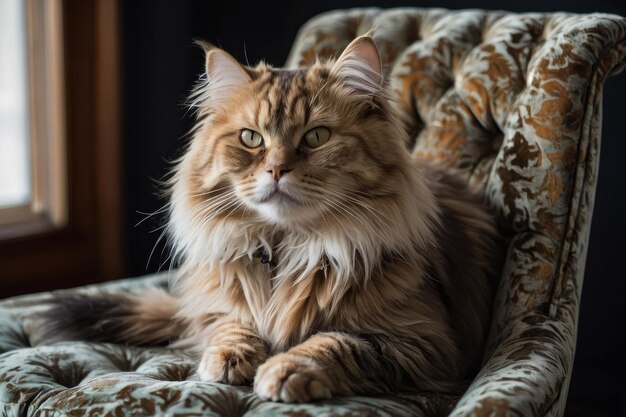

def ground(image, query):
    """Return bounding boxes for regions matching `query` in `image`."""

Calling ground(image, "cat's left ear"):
[330,36,383,97]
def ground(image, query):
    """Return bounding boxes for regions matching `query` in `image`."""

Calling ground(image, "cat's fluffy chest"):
[214,227,372,350]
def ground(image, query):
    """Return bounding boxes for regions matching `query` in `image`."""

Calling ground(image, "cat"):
[45,35,501,403]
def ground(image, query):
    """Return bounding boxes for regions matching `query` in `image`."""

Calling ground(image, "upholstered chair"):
[1,8,624,417]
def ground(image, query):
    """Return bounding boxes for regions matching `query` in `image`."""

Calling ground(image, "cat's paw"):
[254,353,334,402]
[197,344,265,385]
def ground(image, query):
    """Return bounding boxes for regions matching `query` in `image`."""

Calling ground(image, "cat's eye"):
[303,127,331,148]
[240,129,264,148]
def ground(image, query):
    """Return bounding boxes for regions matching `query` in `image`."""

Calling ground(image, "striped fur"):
[46,36,501,402]
[43,289,184,346]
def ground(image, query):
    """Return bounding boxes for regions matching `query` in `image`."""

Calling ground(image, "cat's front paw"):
[254,353,334,403]
[198,344,266,385]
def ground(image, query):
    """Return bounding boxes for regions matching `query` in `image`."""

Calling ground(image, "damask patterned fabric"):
[1,273,455,416]
[1,8,625,417]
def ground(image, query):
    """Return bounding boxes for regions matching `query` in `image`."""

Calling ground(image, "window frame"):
[0,0,123,297]
[0,0,67,236]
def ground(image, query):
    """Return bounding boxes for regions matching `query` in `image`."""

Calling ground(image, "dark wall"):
[120,1,626,415]
[572,69,626,417]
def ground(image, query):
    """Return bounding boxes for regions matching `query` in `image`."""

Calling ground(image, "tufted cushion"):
[1,8,625,417]
[0,273,458,416]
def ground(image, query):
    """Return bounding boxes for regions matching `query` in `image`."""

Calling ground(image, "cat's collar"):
[254,247,276,268]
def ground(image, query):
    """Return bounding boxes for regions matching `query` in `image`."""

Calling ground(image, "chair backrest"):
[287,8,626,416]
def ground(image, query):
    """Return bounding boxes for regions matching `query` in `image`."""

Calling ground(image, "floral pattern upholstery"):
[0,273,457,416]
[1,8,625,417]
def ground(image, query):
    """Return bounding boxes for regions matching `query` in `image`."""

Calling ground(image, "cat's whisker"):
[189,200,233,225]
[134,204,170,228]
[321,185,394,226]
[316,179,393,201]
[337,193,394,227]
[193,184,254,202]
[187,198,239,230]
[298,183,394,234]
[302,177,386,200]
[157,241,175,273]
[241,204,251,220]
[292,189,335,228]
[189,189,239,201]
[319,197,352,232]
[148,223,168,234]
[333,200,379,236]
[195,204,235,228]
[188,198,238,219]
[334,184,389,199]
[186,186,234,198]
[196,195,237,211]
[194,190,240,210]
[222,201,246,222]
[301,194,330,227]
[146,226,169,270]
[243,42,251,67]
[318,194,375,235]
[323,186,389,215]
[196,198,243,228]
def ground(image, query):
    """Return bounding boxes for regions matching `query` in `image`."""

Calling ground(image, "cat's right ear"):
[330,36,383,99]
[194,40,251,106]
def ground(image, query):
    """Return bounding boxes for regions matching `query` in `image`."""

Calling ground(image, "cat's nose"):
[266,165,292,181]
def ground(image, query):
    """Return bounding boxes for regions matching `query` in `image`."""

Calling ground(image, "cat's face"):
[182,37,409,227]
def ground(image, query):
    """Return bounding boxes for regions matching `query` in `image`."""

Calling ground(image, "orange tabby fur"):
[46,36,501,403]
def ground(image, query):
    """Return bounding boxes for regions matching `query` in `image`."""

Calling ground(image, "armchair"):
[1,8,624,417]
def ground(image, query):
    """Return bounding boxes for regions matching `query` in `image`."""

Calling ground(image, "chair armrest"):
[450,310,575,416]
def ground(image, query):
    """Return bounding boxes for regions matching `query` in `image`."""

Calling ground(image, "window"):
[0,0,67,236]
[0,0,123,297]
[0,0,32,215]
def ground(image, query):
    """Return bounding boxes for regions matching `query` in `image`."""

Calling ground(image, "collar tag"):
[254,247,276,267]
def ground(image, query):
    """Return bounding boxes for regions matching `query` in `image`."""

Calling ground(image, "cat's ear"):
[195,41,252,106]
[330,36,383,97]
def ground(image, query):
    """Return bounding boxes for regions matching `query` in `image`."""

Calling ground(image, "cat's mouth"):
[256,186,302,206]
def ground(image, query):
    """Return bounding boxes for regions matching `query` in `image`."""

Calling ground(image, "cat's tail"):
[41,288,185,346]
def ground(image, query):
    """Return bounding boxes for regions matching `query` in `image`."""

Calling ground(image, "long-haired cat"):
[45,36,501,402]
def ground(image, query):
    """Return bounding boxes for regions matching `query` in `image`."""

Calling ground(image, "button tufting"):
[411,15,421,44]
[91,344,149,373]
[50,363,89,389]
[150,363,197,381]
[5,324,32,350]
